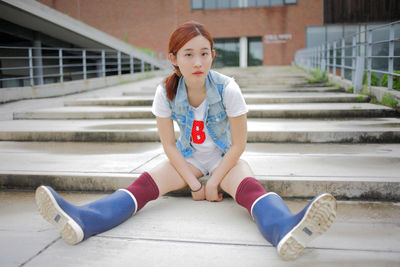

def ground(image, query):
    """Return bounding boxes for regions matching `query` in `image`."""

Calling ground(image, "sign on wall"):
[264,34,292,44]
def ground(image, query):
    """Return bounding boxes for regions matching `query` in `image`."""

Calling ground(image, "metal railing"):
[0,46,161,88]
[294,20,400,91]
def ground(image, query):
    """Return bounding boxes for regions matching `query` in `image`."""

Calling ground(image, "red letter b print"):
[192,120,206,144]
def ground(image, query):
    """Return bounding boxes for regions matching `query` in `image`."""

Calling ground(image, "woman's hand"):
[205,180,223,202]
[191,184,206,201]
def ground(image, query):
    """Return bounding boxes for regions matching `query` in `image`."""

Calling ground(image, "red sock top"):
[125,172,159,212]
[235,177,267,215]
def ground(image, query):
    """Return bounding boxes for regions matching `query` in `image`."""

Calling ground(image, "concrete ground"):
[1,190,399,267]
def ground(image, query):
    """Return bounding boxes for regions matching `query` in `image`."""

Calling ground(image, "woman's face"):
[170,35,215,85]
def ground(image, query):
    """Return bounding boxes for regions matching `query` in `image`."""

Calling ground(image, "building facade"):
[36,0,400,67]
[37,0,322,67]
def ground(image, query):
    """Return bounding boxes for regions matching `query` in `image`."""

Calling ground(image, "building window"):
[248,37,263,66]
[213,38,240,68]
[191,0,297,10]
[204,0,217,9]
[191,0,203,10]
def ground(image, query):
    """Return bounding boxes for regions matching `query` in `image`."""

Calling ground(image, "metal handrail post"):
[333,42,336,75]
[117,51,121,75]
[351,36,356,84]
[326,43,330,74]
[59,48,63,83]
[388,24,394,90]
[367,28,372,87]
[28,48,34,86]
[130,55,134,74]
[101,50,106,77]
[341,38,345,79]
[322,44,327,72]
[82,49,87,80]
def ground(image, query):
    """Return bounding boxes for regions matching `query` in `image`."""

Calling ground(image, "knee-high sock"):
[125,172,159,212]
[235,177,267,215]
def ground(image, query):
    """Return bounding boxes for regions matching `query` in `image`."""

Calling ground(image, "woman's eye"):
[185,53,192,57]
[202,52,209,56]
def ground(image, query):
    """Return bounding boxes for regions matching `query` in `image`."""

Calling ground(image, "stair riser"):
[1,131,399,143]
[1,173,398,201]
[64,97,368,106]
[13,109,397,120]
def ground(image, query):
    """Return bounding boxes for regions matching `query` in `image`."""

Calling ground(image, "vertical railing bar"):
[351,36,356,85]
[82,49,87,80]
[326,43,330,74]
[333,41,336,76]
[59,48,63,83]
[101,50,106,77]
[341,38,345,79]
[130,55,134,74]
[117,51,121,75]
[388,24,394,90]
[29,48,34,86]
[367,29,372,87]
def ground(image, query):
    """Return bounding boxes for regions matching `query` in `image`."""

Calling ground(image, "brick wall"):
[38,0,323,65]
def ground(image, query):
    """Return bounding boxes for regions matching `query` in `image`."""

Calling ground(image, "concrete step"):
[64,93,369,107]
[64,96,154,106]
[0,142,398,200]
[13,103,396,120]
[243,93,369,104]
[1,118,400,143]
[121,87,346,96]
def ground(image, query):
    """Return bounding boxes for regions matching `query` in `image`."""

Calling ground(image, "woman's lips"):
[193,71,203,76]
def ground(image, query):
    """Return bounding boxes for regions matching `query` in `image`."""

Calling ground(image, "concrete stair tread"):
[64,93,369,106]
[13,103,395,120]
[0,142,398,199]
[3,117,400,131]
[1,118,400,143]
[240,86,345,93]
[122,86,346,96]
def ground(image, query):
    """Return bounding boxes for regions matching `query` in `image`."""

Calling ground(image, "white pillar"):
[239,37,248,68]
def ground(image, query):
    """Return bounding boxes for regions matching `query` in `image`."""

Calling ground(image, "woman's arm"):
[156,116,205,200]
[205,113,247,202]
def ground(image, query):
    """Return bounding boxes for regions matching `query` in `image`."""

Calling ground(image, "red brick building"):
[37,0,323,66]
[35,0,400,67]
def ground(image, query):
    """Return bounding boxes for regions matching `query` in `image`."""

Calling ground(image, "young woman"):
[35,21,337,261]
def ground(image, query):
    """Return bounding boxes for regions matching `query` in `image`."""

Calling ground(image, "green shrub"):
[356,96,365,102]
[381,71,400,91]
[381,93,399,108]
[308,69,328,83]
[362,71,380,86]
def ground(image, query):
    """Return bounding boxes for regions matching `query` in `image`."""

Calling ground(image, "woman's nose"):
[193,56,202,67]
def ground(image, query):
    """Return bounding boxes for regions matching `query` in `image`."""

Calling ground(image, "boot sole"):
[35,186,84,245]
[277,193,337,261]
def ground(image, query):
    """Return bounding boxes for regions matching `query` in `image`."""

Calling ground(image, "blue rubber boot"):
[251,192,336,260]
[35,185,137,245]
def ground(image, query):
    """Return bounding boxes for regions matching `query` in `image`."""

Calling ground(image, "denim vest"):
[167,70,232,158]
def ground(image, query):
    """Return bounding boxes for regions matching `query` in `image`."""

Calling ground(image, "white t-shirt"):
[152,78,248,158]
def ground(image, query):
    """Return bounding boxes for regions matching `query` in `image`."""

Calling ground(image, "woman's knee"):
[220,159,254,196]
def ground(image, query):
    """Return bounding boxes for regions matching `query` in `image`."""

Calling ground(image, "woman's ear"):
[169,53,177,66]
[211,49,216,60]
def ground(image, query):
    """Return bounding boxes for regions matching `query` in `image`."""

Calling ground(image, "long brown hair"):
[164,21,214,101]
